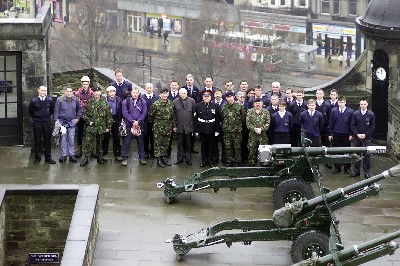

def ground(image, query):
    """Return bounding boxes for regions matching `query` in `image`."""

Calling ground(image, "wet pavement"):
[1,144,400,265]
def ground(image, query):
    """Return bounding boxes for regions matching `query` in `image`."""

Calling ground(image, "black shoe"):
[332,169,341,174]
[59,156,67,163]
[325,164,333,169]
[174,160,184,165]
[69,156,77,163]
[186,161,192,166]
[80,156,89,167]
[157,157,165,168]
[91,153,98,159]
[200,162,207,167]
[33,158,41,165]
[97,155,105,164]
[209,163,214,168]
[162,156,171,166]
[191,148,199,154]
[344,169,352,175]
[364,173,371,179]
[145,154,150,159]
[350,172,360,178]
[248,163,255,167]
[45,158,56,164]
[225,161,233,167]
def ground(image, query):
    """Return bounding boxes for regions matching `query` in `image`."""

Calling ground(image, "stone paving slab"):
[0,146,400,265]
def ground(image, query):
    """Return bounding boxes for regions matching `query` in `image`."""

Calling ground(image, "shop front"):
[312,23,356,59]
[243,21,307,44]
[146,13,183,36]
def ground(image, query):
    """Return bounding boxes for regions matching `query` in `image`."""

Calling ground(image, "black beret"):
[159,88,169,94]
[254,98,262,103]
[92,86,101,92]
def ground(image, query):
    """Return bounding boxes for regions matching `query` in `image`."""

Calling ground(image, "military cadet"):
[28,85,56,165]
[270,100,292,144]
[329,96,354,175]
[326,89,339,113]
[300,99,324,147]
[213,88,226,164]
[75,76,93,158]
[102,86,123,161]
[121,87,147,166]
[288,89,308,146]
[266,94,279,143]
[167,80,180,156]
[80,87,113,167]
[221,91,245,167]
[143,83,159,158]
[111,69,132,99]
[195,90,221,167]
[54,87,82,163]
[149,88,175,167]
[173,88,196,166]
[350,99,375,179]
[246,98,270,166]
[237,91,249,164]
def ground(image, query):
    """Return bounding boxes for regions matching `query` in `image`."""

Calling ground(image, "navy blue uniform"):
[316,100,331,147]
[351,110,376,178]
[329,106,354,172]
[213,99,226,164]
[102,95,122,157]
[300,110,324,146]
[266,105,279,143]
[288,101,308,146]
[270,111,293,144]
[182,85,200,103]
[28,96,55,161]
[111,80,132,99]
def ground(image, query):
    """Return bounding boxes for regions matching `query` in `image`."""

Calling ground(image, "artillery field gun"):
[167,164,400,263]
[157,144,387,209]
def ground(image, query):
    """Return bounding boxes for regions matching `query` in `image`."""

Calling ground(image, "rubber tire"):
[291,230,330,263]
[273,178,315,209]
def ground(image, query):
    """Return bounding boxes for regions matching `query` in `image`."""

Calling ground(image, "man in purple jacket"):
[121,87,147,166]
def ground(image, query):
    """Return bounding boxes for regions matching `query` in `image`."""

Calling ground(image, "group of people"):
[29,70,375,178]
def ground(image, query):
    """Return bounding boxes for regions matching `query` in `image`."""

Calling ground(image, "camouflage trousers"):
[154,132,170,157]
[248,132,268,165]
[84,132,104,156]
[223,132,242,163]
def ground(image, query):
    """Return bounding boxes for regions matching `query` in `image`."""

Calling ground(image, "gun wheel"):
[273,178,315,209]
[291,230,329,263]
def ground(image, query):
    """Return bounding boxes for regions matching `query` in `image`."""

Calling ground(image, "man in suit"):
[198,75,216,102]
[182,74,200,153]
[167,80,180,156]
[239,79,249,93]
[266,94,279,143]
[213,88,226,164]
[288,89,308,146]
[284,87,296,105]
[247,84,269,109]
[329,96,354,175]
[222,80,236,100]
[173,88,196,166]
[350,99,375,179]
[143,83,160,158]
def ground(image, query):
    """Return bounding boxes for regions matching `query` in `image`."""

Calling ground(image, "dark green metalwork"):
[157,144,387,206]
[167,164,400,263]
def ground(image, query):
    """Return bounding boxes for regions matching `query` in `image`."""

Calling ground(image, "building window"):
[333,0,340,14]
[0,54,18,119]
[298,0,306,7]
[280,0,286,6]
[271,0,276,5]
[321,0,330,14]
[349,0,357,15]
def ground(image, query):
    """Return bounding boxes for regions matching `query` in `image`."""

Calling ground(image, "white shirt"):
[278,110,286,118]
[146,93,154,99]
[361,110,367,115]
[308,110,315,116]
[316,99,324,106]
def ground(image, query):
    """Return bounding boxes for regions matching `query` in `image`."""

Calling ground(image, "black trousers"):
[177,132,192,162]
[273,132,290,144]
[33,122,52,159]
[290,124,301,147]
[102,120,121,157]
[353,138,371,175]
[200,133,215,164]
[213,132,225,163]
[143,122,155,157]
[333,133,351,171]
[241,123,249,162]
[76,118,85,146]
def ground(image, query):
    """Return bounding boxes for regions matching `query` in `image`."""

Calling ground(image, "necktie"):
[298,102,301,107]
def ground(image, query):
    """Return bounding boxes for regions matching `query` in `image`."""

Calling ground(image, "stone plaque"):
[28,253,60,264]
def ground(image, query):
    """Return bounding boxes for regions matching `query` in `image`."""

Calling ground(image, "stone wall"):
[0,192,5,265]
[4,191,77,265]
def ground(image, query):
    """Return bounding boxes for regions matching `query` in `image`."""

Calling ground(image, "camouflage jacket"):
[149,99,175,135]
[85,97,113,134]
[246,108,270,134]
[221,102,245,133]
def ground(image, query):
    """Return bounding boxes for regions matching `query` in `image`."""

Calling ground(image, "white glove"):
[214,132,219,137]
[60,126,67,135]
[195,132,199,136]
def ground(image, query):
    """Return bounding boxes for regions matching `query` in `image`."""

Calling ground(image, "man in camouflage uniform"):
[80,87,113,167]
[149,88,175,167]
[221,91,245,167]
[246,98,270,166]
